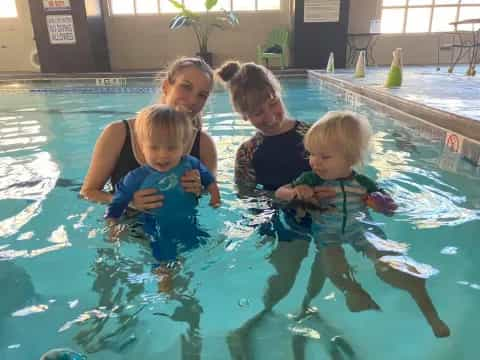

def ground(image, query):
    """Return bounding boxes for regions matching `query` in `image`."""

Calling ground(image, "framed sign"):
[304,0,340,23]
[46,15,76,44]
[95,78,127,87]
[43,0,71,11]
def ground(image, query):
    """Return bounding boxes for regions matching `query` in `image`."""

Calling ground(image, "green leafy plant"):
[168,0,239,56]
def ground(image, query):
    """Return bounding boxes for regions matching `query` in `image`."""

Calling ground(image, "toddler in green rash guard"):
[276,111,450,338]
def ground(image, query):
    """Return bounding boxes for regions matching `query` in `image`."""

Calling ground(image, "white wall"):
[1,0,464,72]
[103,0,292,70]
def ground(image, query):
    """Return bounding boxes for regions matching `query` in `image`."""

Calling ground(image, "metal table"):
[448,19,480,75]
[347,33,380,66]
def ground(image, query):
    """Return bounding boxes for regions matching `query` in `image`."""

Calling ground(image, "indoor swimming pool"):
[1,77,479,359]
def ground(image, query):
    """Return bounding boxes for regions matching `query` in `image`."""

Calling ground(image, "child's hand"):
[363,192,398,216]
[294,185,315,201]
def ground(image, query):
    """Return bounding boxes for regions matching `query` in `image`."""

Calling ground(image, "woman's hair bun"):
[216,61,241,83]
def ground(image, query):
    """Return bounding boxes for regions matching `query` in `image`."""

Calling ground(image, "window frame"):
[380,0,480,33]
[107,0,282,16]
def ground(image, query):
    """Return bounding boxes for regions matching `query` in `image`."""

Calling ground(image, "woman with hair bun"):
[217,62,340,348]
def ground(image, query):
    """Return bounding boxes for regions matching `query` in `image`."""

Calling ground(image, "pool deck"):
[323,65,480,121]
[308,65,480,167]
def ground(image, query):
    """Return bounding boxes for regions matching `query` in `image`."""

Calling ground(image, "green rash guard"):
[291,171,380,235]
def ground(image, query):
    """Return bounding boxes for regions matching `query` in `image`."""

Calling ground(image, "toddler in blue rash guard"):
[105,105,220,289]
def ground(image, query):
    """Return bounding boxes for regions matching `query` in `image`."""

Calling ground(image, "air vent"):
[304,0,340,23]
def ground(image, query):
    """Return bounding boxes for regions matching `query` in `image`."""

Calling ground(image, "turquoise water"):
[1,78,479,359]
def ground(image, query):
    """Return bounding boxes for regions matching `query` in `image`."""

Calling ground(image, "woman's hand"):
[181,169,202,196]
[131,188,164,211]
[312,186,336,203]
[294,185,315,201]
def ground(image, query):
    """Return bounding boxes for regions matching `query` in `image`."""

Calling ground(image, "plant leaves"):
[224,11,239,25]
[205,0,218,11]
[168,0,184,10]
[169,15,191,30]
[212,23,225,30]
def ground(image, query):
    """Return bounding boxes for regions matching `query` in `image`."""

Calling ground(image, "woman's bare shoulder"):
[104,120,128,134]
[199,130,214,144]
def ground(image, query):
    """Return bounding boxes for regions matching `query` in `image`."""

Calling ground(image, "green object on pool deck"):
[385,48,403,88]
[355,50,366,78]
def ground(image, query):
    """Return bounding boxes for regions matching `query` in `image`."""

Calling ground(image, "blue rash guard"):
[105,156,214,263]
[106,155,214,219]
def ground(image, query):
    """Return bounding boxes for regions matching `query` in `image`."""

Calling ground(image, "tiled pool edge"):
[308,70,480,167]
[0,69,307,94]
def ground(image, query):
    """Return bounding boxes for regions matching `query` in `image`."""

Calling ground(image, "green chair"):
[257,28,290,69]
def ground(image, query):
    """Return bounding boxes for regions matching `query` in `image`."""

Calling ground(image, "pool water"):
[1,78,479,359]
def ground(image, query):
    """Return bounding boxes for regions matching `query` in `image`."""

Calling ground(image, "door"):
[293,0,350,68]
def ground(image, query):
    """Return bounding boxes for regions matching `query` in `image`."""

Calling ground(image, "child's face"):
[308,142,353,180]
[246,96,286,135]
[142,132,184,172]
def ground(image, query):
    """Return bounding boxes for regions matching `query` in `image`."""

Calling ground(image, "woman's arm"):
[80,122,126,204]
[198,130,217,176]
[180,130,217,196]
[234,140,259,197]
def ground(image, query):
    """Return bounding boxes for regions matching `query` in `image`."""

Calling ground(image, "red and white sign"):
[445,132,463,153]
[43,0,71,11]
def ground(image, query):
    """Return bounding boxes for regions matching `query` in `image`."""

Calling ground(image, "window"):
[109,0,280,15]
[0,0,17,18]
[381,0,480,33]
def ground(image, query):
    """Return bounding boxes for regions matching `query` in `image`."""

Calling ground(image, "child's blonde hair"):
[135,105,193,153]
[305,111,372,166]
[216,61,283,117]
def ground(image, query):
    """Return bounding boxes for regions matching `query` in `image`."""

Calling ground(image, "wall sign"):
[46,15,76,44]
[96,78,128,87]
[304,0,340,23]
[43,0,71,11]
[445,132,463,153]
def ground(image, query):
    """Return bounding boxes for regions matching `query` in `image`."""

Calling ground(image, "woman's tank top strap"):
[110,120,141,188]
[190,129,201,159]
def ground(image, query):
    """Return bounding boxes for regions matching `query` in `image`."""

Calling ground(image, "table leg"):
[368,36,378,66]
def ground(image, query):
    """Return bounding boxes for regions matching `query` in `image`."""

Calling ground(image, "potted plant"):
[168,0,239,66]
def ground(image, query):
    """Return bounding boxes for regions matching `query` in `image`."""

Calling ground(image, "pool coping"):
[307,70,480,167]
[0,69,307,93]
[0,69,307,83]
